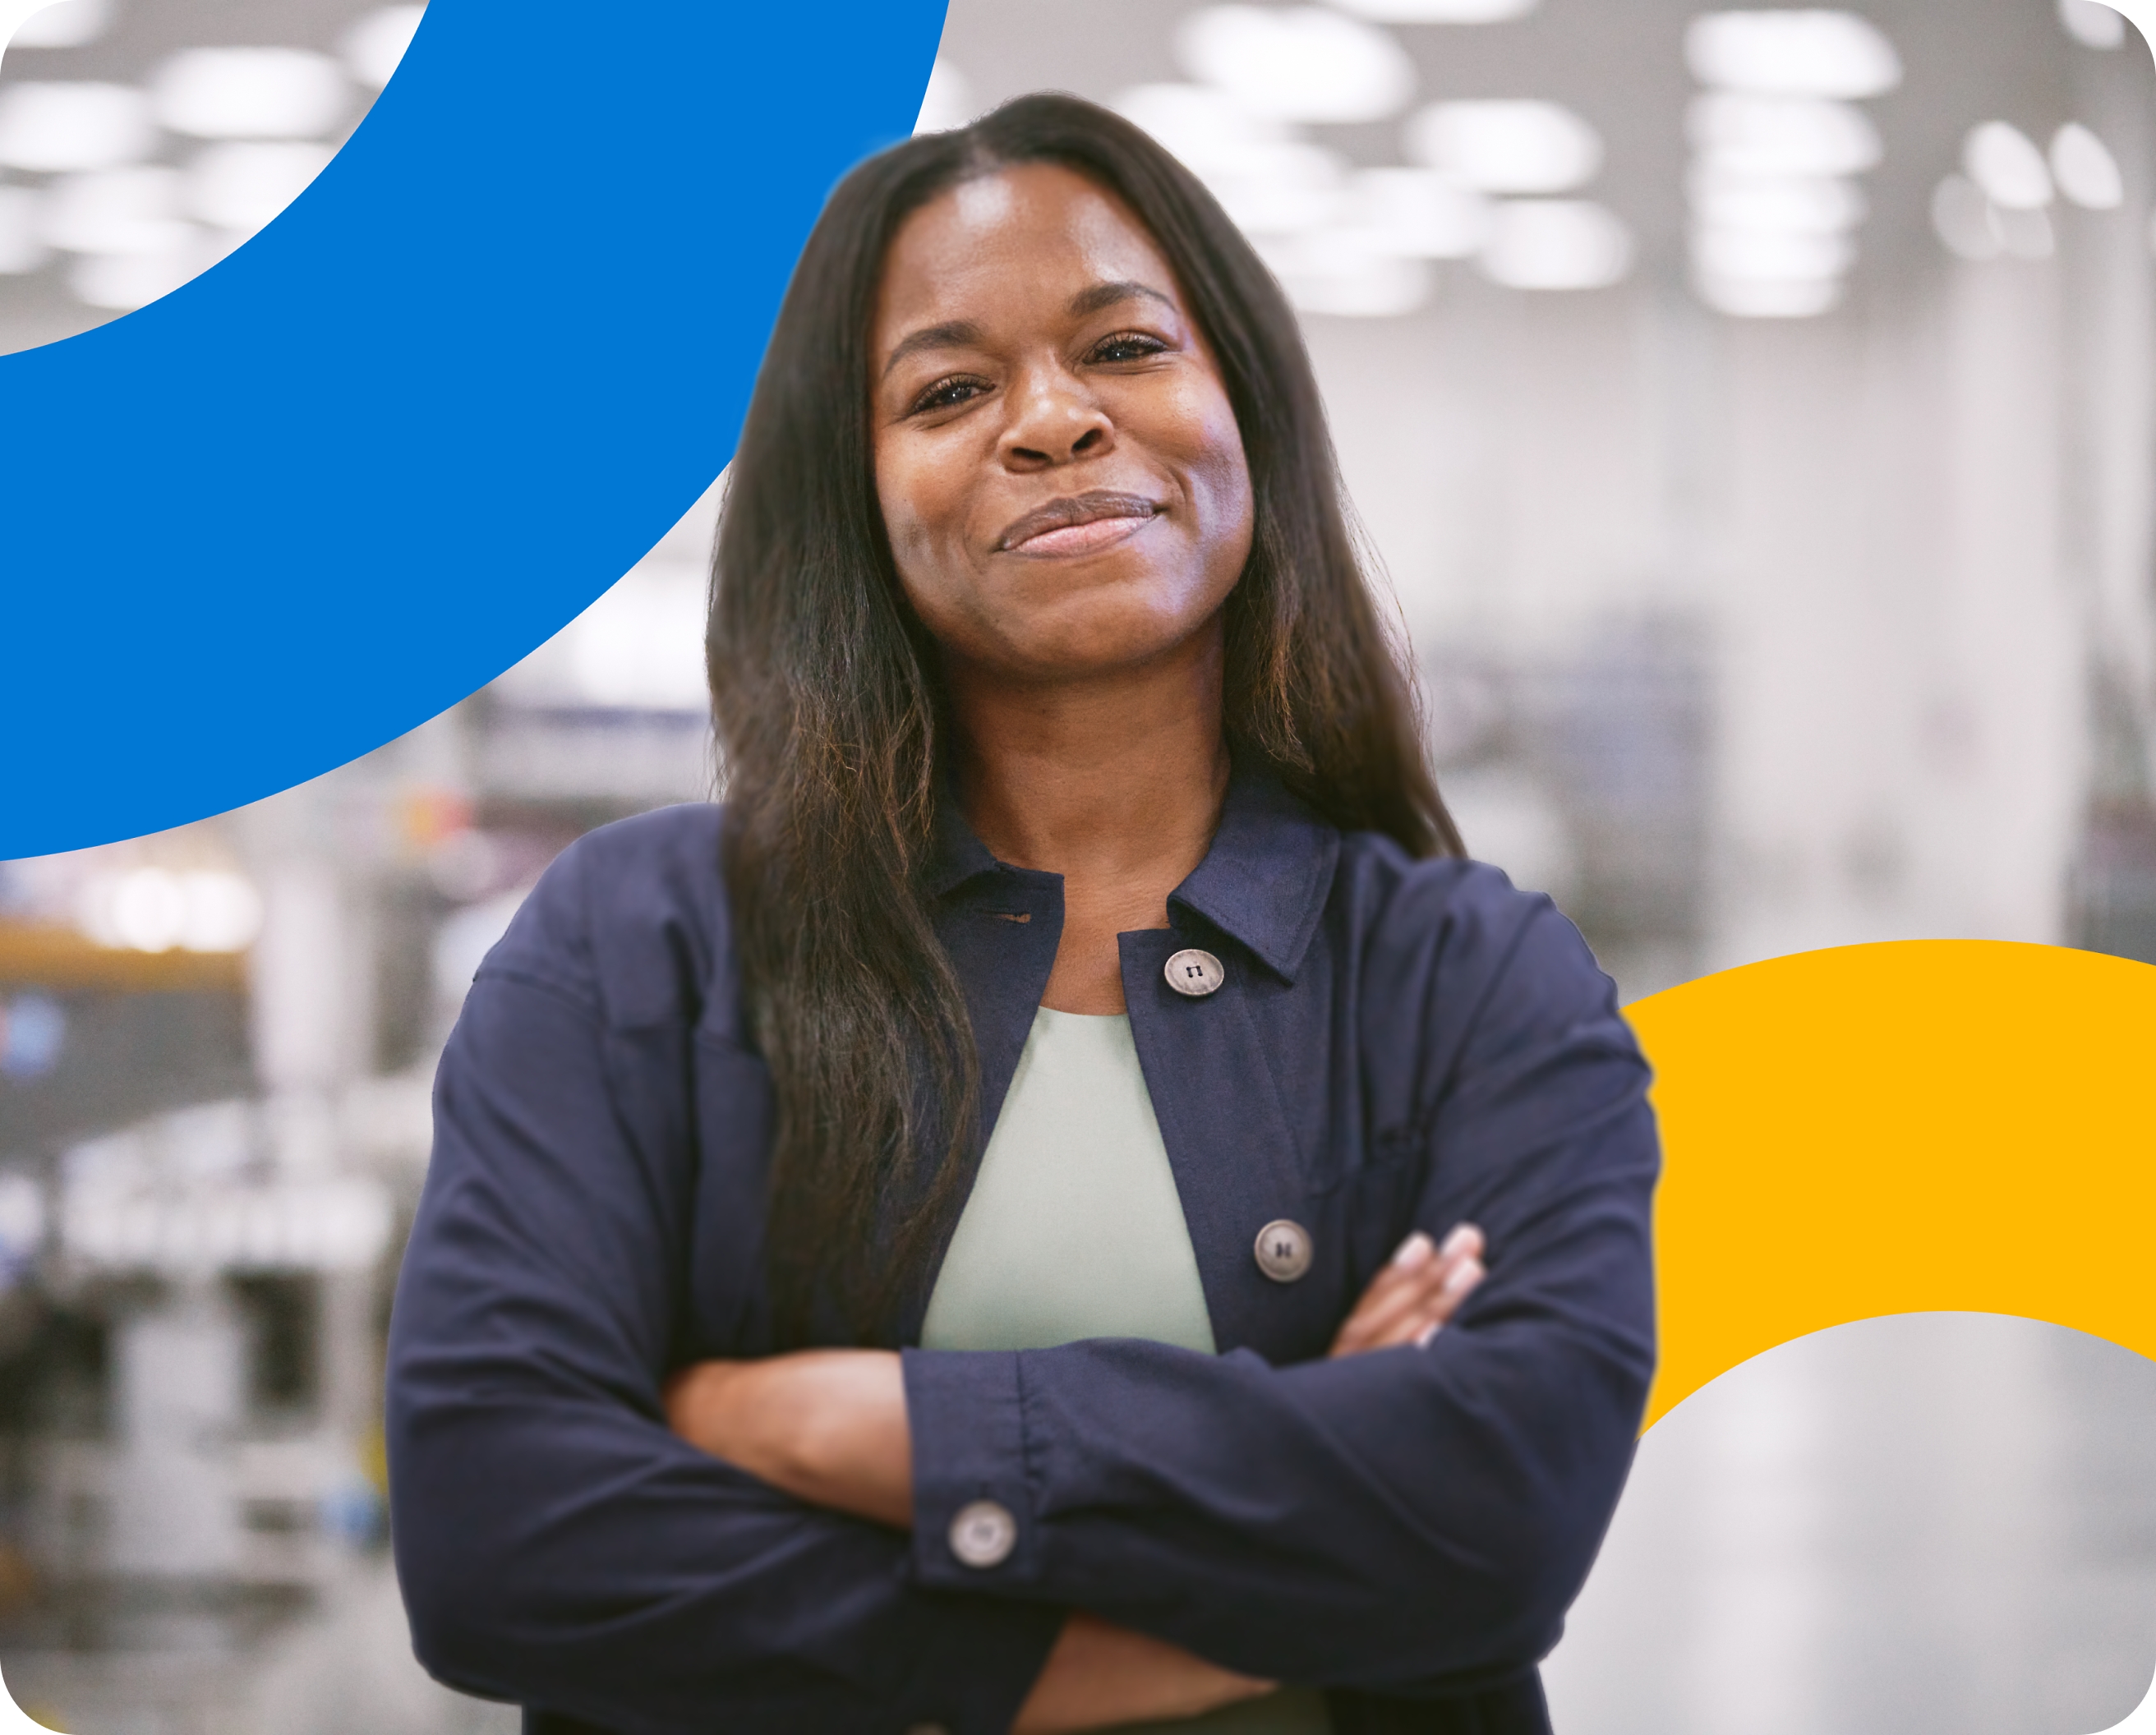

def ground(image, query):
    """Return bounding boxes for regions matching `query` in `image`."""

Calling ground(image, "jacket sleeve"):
[899,886,1657,1699]
[385,840,1061,1735]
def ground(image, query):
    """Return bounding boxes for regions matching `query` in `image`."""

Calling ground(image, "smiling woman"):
[385,94,1659,1735]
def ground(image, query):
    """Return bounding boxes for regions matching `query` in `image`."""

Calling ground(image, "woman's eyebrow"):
[1068,279,1176,318]
[881,320,983,381]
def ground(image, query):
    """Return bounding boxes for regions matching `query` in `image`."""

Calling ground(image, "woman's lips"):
[997,490,1161,555]
[1007,514,1155,557]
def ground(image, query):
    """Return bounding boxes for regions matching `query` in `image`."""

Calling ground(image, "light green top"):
[921,1008,1331,1735]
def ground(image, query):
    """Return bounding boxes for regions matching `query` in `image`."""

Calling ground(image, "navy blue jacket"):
[385,769,1659,1735]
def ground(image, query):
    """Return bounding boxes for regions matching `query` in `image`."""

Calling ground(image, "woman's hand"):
[664,1350,912,1527]
[663,1231,1480,1730]
[1329,1223,1485,1357]
[1011,1612,1276,1733]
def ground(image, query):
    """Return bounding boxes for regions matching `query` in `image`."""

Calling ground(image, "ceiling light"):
[151,48,348,140]
[177,872,263,953]
[1327,0,1539,20]
[108,868,187,952]
[187,140,334,232]
[914,58,974,135]
[1405,99,1603,194]
[70,230,216,310]
[1685,11,1901,99]
[340,5,426,90]
[1255,232,1435,316]
[1688,94,1880,177]
[0,186,44,272]
[0,81,152,171]
[1116,82,1287,172]
[1688,167,1866,232]
[2050,122,2122,209]
[1931,174,2001,260]
[1479,199,1633,289]
[39,166,186,254]
[2058,0,2127,48]
[1176,7,1417,124]
[1992,205,2054,260]
[1199,140,1350,234]
[1345,166,1492,257]
[1693,224,1853,281]
[10,0,108,48]
[1694,273,1841,317]
[1963,121,2052,209]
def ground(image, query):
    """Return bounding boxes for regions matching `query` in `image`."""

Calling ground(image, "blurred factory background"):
[5,0,2156,1731]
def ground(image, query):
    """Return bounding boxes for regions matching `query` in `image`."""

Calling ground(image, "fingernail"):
[1442,1259,1483,1295]
[1440,1223,1481,1259]
[1391,1231,1435,1271]
[1414,1321,1440,1349]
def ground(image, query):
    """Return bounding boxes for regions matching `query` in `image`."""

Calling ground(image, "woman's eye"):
[1090,332,1169,364]
[909,376,988,415]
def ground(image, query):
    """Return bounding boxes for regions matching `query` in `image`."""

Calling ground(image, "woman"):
[386,94,1657,1735]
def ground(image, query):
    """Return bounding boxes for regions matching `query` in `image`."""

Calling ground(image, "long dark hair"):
[708,92,1460,1346]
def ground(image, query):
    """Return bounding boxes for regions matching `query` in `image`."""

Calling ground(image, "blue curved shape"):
[1,1,947,858]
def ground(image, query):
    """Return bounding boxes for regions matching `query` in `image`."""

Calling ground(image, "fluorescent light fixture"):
[1688,165,1866,233]
[1329,0,1538,20]
[0,186,45,272]
[1688,94,1881,177]
[1932,173,2001,260]
[0,81,152,172]
[1116,82,1287,172]
[1176,6,1417,124]
[70,230,215,310]
[185,140,334,233]
[1693,272,1841,317]
[1992,204,2054,260]
[2058,0,2127,48]
[1256,231,1435,316]
[1200,140,1350,235]
[177,872,264,953]
[1479,199,1633,289]
[151,47,348,140]
[1405,99,1603,194]
[10,0,108,48]
[1344,165,1492,257]
[39,165,182,253]
[1685,11,1901,99]
[1962,121,2052,209]
[2050,122,2122,209]
[914,56,974,135]
[1115,83,1348,234]
[1693,223,1852,282]
[340,5,425,90]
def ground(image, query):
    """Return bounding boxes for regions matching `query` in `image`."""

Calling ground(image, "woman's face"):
[870,163,1255,684]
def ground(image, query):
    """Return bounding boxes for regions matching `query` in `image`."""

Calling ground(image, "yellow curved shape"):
[1630,939,2156,1432]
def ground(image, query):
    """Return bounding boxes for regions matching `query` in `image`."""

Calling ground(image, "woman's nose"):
[999,370,1113,471]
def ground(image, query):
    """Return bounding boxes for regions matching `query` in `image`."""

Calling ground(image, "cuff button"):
[948,1498,1017,1568]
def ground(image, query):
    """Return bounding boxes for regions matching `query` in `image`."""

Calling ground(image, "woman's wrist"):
[1011,1613,1276,1734]
[666,1350,914,1528]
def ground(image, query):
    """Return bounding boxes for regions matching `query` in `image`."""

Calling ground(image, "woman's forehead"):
[876,163,1177,330]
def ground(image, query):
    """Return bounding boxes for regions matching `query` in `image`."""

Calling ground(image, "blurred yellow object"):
[1631,940,2156,1431]
[0,919,244,992]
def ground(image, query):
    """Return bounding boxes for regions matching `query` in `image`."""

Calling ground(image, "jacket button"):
[1164,948,1225,997]
[947,1499,1017,1568]
[1254,1219,1313,1283]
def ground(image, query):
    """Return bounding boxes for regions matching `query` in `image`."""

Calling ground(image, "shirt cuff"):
[887,1587,1063,1735]
[901,1347,1045,1594]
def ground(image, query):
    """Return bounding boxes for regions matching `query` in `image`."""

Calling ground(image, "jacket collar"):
[924,757,1341,984]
